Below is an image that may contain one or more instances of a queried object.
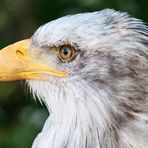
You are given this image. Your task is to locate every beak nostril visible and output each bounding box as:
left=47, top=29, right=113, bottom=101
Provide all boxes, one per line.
left=16, top=49, right=27, bottom=60
left=16, top=50, right=24, bottom=56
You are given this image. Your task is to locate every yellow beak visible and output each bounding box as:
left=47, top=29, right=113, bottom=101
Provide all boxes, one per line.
left=0, top=39, right=68, bottom=81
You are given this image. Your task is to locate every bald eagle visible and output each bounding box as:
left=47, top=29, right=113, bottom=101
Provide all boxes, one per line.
left=0, top=9, right=148, bottom=148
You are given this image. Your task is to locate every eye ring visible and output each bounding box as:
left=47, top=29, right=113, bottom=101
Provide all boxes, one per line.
left=58, top=45, right=77, bottom=62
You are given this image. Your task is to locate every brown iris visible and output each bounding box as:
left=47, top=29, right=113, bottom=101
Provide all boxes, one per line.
left=58, top=45, right=77, bottom=62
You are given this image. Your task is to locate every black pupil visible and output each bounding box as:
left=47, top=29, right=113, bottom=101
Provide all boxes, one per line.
left=63, top=48, right=69, bottom=56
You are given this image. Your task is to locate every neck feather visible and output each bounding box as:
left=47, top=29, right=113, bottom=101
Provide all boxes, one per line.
left=28, top=80, right=119, bottom=148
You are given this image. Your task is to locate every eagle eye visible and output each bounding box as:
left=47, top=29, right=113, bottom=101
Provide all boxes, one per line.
left=58, top=45, right=77, bottom=62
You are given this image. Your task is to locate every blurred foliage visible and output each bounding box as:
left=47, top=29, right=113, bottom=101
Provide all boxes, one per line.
left=0, top=0, right=148, bottom=147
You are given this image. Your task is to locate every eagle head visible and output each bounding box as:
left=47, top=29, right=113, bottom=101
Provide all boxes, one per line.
left=0, top=9, right=148, bottom=148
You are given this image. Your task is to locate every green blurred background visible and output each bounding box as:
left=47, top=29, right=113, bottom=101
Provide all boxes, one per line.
left=0, top=0, right=147, bottom=147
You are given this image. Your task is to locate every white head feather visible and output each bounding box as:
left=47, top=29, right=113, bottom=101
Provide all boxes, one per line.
left=27, top=9, right=148, bottom=148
